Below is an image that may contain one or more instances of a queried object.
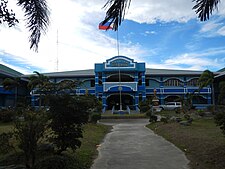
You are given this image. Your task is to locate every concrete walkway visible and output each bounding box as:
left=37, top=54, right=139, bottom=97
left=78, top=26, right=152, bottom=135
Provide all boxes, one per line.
left=91, top=119, right=189, bottom=169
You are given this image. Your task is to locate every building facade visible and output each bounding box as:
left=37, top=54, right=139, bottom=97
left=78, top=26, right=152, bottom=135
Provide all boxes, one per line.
left=29, top=56, right=215, bottom=112
left=2, top=56, right=223, bottom=112
left=0, top=64, right=28, bottom=107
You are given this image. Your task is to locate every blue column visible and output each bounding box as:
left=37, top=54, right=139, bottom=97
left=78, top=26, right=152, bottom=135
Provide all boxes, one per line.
left=135, top=92, right=139, bottom=110
left=208, top=94, right=212, bottom=104
left=102, top=72, right=106, bottom=83
left=31, top=95, right=35, bottom=107
left=95, top=72, right=99, bottom=97
left=134, top=72, right=138, bottom=83
left=102, top=93, right=107, bottom=110
left=141, top=72, right=146, bottom=101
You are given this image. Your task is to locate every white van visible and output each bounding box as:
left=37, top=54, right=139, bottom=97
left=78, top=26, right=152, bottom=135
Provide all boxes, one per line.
left=160, top=102, right=181, bottom=110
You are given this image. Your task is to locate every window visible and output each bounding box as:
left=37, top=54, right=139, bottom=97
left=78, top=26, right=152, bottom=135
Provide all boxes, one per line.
left=91, top=80, right=95, bottom=87
left=164, top=79, right=183, bottom=87
left=145, top=79, right=149, bottom=86
left=187, top=78, right=198, bottom=86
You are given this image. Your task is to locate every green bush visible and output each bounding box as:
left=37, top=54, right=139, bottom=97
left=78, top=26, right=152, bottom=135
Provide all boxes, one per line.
left=139, top=100, right=151, bottom=113
left=145, top=109, right=152, bottom=117
left=161, top=117, right=168, bottom=123
left=214, top=107, right=225, bottom=135
left=90, top=113, right=101, bottom=123
left=197, top=109, right=204, bottom=116
left=149, top=115, right=157, bottom=123
left=33, top=155, right=84, bottom=169
left=0, top=108, right=15, bottom=122
left=0, top=132, right=14, bottom=154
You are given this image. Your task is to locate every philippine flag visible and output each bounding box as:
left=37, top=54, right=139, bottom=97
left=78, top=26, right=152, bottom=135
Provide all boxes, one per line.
left=99, top=21, right=114, bottom=30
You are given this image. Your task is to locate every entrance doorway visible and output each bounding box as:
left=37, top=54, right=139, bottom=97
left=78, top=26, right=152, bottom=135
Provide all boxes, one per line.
left=107, top=94, right=133, bottom=110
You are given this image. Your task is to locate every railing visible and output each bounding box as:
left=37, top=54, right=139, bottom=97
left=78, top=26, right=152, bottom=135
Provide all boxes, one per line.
left=126, top=105, right=130, bottom=114
left=103, top=82, right=137, bottom=92
left=102, top=107, right=106, bottom=113
left=112, top=106, right=115, bottom=114
left=136, top=106, right=140, bottom=112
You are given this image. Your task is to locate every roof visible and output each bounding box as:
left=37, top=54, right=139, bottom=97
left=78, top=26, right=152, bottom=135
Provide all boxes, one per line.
left=23, top=68, right=220, bottom=78
left=23, top=69, right=95, bottom=78
left=215, top=71, right=225, bottom=79
left=0, top=64, right=23, bottom=77
left=146, top=68, right=206, bottom=76
left=217, top=67, right=225, bottom=72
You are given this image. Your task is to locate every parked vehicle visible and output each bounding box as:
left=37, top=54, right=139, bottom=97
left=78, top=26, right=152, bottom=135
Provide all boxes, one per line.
left=160, top=102, right=181, bottom=110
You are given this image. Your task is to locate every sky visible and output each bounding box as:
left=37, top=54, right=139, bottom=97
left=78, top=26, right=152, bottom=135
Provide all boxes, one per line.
left=1, top=0, right=225, bottom=74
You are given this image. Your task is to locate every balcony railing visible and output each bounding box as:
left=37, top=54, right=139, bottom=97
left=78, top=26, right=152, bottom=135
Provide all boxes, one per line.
left=103, top=82, right=138, bottom=92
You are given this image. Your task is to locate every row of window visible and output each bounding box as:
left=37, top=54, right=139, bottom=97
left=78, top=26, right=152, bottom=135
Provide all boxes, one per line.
left=58, top=78, right=199, bottom=88
left=145, top=79, right=199, bottom=87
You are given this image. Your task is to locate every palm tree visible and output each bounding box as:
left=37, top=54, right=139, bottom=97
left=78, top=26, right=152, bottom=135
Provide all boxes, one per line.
left=103, top=0, right=221, bottom=30
left=28, top=71, right=50, bottom=108
left=2, top=77, right=21, bottom=107
left=198, top=69, right=215, bottom=105
left=55, top=79, right=82, bottom=94
left=1, top=0, right=50, bottom=51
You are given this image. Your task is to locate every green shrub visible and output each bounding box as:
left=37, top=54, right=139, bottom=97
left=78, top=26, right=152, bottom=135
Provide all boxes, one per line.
left=145, top=109, right=152, bottom=117
left=149, top=115, right=157, bottom=123
left=90, top=113, right=101, bottom=123
left=197, top=109, right=204, bottom=116
left=0, top=132, right=14, bottom=154
left=0, top=108, right=15, bottom=122
left=184, top=114, right=190, bottom=120
left=33, top=155, right=84, bottom=169
left=161, top=117, right=168, bottom=123
left=214, top=108, right=225, bottom=135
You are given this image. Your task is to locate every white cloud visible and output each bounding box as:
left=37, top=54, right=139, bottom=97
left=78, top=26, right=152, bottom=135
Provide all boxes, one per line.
left=149, top=48, right=225, bottom=71
left=127, top=0, right=196, bottom=23
left=200, top=21, right=222, bottom=33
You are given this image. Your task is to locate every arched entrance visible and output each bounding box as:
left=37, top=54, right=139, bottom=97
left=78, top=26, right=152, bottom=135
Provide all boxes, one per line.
left=107, top=94, right=133, bottom=110
left=164, top=95, right=180, bottom=103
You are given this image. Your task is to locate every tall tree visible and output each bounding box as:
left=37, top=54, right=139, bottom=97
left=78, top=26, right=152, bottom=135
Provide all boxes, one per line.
left=198, top=69, right=215, bottom=104
left=28, top=71, right=50, bottom=108
left=218, top=81, right=225, bottom=105
left=103, top=0, right=221, bottom=30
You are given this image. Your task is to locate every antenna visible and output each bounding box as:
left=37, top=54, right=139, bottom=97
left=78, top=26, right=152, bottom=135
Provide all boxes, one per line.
left=56, top=29, right=59, bottom=71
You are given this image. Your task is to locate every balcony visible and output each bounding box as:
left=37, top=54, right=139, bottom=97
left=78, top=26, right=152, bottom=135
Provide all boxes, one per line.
left=103, top=82, right=138, bottom=92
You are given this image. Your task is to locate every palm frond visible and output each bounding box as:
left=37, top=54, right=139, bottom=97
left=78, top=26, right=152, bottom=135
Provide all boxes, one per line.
left=192, top=0, right=220, bottom=21
left=17, top=0, right=50, bottom=51
left=102, top=0, right=131, bottom=31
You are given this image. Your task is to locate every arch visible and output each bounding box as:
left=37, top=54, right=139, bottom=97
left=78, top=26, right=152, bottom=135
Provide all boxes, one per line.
left=164, top=78, right=184, bottom=87
left=106, top=93, right=134, bottom=110
left=186, top=78, right=199, bottom=86
left=163, top=77, right=185, bottom=82
left=106, top=73, right=134, bottom=82
left=164, top=95, right=180, bottom=102
left=192, top=95, right=208, bottom=104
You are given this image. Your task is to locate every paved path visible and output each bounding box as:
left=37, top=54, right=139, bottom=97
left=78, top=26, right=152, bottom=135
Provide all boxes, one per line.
left=91, top=119, right=189, bottom=169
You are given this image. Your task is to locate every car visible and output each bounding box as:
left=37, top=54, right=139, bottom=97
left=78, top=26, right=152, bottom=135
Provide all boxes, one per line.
left=160, top=102, right=181, bottom=110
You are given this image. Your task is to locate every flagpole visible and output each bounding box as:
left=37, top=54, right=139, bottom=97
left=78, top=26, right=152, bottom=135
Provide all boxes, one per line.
left=116, top=27, right=122, bottom=111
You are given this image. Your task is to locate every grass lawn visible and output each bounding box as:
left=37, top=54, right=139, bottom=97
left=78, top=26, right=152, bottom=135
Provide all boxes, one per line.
left=101, top=113, right=147, bottom=119
left=74, top=123, right=111, bottom=168
left=147, top=118, right=225, bottom=169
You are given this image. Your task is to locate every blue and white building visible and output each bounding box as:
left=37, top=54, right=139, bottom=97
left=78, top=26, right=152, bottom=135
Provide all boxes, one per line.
left=30, top=56, right=217, bottom=112
left=1, top=56, right=224, bottom=112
